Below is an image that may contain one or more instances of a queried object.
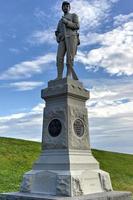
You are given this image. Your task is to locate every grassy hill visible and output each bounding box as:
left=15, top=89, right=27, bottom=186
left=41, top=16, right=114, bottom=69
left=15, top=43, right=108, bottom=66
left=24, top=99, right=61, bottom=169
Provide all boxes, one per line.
left=0, top=137, right=133, bottom=194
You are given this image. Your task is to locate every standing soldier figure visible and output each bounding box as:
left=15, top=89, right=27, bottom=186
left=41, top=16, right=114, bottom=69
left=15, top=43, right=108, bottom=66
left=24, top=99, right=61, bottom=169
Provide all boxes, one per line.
left=55, top=1, right=80, bottom=80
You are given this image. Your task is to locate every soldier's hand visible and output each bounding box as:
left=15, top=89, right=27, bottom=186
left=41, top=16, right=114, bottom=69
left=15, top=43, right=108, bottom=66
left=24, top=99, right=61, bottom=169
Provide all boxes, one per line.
left=62, top=17, right=68, bottom=25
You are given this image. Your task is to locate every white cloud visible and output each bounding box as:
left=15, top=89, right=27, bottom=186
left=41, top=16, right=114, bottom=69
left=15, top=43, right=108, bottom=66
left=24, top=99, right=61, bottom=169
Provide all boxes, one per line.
left=33, top=7, right=56, bottom=28
left=34, top=8, right=48, bottom=26
left=79, top=32, right=102, bottom=46
left=83, top=77, right=133, bottom=103
left=0, top=125, right=8, bottom=131
left=0, top=53, right=56, bottom=80
left=0, top=103, right=44, bottom=141
left=8, top=81, right=44, bottom=91
left=85, top=80, right=133, bottom=154
left=76, top=20, right=133, bottom=76
left=32, top=103, right=45, bottom=113
left=71, top=0, right=111, bottom=31
left=88, top=99, right=133, bottom=118
left=29, top=30, right=56, bottom=45
left=0, top=113, right=27, bottom=123
left=86, top=79, right=133, bottom=117
left=114, top=12, right=133, bottom=26
left=90, top=116, right=133, bottom=154
left=29, top=6, right=57, bottom=46
left=90, top=88, right=117, bottom=99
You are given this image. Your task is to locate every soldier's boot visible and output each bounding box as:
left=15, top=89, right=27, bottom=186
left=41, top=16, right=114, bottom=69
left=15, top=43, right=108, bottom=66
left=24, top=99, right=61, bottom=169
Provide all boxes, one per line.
left=56, top=61, right=64, bottom=80
left=56, top=56, right=64, bottom=79
left=67, top=64, right=78, bottom=80
left=72, top=69, right=78, bottom=80
left=66, top=65, right=72, bottom=78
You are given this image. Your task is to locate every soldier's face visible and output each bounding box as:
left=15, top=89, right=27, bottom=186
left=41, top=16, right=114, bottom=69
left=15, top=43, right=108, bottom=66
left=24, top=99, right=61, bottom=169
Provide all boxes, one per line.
left=62, top=4, right=70, bottom=14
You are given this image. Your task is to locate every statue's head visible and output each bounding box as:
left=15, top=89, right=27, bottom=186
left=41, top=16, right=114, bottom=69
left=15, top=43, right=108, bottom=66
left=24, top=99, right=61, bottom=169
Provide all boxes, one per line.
left=62, top=1, right=70, bottom=14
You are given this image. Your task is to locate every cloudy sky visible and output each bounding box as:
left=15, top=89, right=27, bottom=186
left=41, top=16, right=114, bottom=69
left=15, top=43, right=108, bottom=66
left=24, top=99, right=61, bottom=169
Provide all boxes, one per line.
left=0, top=0, right=133, bottom=154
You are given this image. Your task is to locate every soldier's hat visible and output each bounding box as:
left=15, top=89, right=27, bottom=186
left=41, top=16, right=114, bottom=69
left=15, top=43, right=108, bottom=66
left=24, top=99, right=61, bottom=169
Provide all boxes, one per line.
left=62, top=1, right=70, bottom=8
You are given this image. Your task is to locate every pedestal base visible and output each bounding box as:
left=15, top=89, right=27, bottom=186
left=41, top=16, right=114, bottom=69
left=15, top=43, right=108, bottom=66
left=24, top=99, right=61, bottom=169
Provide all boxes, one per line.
left=20, top=150, right=112, bottom=196
left=20, top=169, right=112, bottom=196
left=0, top=191, right=132, bottom=200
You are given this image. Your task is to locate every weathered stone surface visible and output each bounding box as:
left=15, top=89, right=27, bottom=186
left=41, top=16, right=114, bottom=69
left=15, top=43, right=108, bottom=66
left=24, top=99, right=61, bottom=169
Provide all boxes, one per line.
left=72, top=177, right=83, bottom=196
left=80, top=170, right=103, bottom=194
left=20, top=170, right=57, bottom=195
left=20, top=173, right=33, bottom=193
left=56, top=175, right=71, bottom=196
left=20, top=169, right=113, bottom=196
left=41, top=78, right=90, bottom=151
left=67, top=106, right=90, bottom=150
left=41, top=78, right=89, bottom=100
left=0, top=191, right=132, bottom=200
left=98, top=170, right=113, bottom=192
left=42, top=107, right=68, bottom=150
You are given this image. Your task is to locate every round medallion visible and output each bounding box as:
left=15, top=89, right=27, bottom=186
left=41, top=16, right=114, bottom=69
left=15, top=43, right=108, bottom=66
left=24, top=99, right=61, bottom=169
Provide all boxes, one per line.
left=48, top=119, right=62, bottom=137
left=73, top=119, right=84, bottom=137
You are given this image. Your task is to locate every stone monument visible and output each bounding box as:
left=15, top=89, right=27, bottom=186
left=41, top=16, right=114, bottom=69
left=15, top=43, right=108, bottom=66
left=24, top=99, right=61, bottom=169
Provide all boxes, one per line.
left=20, top=78, right=113, bottom=196
left=0, top=1, right=132, bottom=200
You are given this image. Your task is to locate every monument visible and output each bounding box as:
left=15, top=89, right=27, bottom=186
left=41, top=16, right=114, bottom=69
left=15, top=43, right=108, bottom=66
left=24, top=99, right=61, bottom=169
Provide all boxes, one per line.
left=0, top=1, right=132, bottom=200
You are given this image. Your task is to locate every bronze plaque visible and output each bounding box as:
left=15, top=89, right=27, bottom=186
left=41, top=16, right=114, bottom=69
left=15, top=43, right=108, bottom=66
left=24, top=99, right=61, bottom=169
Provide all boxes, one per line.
left=73, top=119, right=84, bottom=137
left=48, top=119, right=62, bottom=137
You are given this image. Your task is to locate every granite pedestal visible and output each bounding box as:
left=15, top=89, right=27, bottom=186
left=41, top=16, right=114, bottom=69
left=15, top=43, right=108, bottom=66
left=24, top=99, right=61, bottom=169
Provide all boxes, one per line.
left=19, top=78, right=113, bottom=196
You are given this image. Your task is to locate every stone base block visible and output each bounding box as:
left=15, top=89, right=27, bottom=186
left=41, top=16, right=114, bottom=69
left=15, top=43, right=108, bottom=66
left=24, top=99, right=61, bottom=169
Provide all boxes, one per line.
left=0, top=191, right=132, bottom=200
left=19, top=169, right=112, bottom=196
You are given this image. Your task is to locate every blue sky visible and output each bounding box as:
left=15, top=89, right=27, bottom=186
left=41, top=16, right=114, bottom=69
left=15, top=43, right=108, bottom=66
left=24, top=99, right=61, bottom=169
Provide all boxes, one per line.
left=0, top=0, right=133, bottom=154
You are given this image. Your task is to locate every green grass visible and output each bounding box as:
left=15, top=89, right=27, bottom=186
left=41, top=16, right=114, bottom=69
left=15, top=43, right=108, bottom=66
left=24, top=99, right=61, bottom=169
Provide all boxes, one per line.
left=92, top=149, right=133, bottom=193
left=0, top=137, right=133, bottom=194
left=0, top=137, right=40, bottom=192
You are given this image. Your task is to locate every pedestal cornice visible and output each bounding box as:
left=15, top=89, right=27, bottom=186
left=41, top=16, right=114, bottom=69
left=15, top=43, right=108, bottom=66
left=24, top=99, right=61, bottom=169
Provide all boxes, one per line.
left=41, top=78, right=90, bottom=101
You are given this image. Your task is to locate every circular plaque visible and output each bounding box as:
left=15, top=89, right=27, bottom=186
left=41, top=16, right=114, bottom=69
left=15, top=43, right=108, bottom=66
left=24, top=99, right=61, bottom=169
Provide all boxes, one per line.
left=48, top=119, right=62, bottom=137
left=73, top=119, right=84, bottom=137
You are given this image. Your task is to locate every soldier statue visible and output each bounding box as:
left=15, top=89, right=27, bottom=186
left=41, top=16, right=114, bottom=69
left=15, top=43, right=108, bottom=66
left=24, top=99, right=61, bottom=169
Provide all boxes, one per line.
left=55, top=1, right=80, bottom=80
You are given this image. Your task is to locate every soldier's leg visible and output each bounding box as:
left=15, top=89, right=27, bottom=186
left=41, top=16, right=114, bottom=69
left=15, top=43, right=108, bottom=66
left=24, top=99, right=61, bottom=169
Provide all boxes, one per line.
left=56, top=41, right=66, bottom=79
left=66, top=37, right=72, bottom=78
left=66, top=36, right=78, bottom=80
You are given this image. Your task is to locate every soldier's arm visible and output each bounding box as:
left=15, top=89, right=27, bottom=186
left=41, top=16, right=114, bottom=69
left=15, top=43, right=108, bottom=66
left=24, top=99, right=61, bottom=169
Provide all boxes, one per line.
left=55, top=21, right=60, bottom=43
left=65, top=14, right=79, bottom=30
left=55, top=21, right=60, bottom=36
